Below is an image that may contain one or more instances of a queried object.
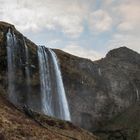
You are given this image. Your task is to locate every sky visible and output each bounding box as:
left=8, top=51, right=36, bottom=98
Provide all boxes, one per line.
left=0, top=0, right=140, bottom=60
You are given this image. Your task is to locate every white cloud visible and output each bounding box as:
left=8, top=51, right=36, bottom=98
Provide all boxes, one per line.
left=88, top=10, right=113, bottom=33
left=117, top=0, right=140, bottom=32
left=0, top=0, right=114, bottom=37
left=105, top=0, right=140, bottom=54
left=53, top=15, right=84, bottom=38
left=62, top=44, right=103, bottom=60
left=107, top=34, right=140, bottom=53
left=47, top=39, right=62, bottom=48
left=0, top=0, right=88, bottom=37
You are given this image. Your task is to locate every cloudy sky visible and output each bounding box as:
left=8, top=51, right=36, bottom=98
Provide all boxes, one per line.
left=0, top=0, right=140, bottom=60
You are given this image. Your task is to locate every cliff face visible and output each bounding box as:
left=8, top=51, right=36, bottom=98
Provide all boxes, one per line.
left=0, top=21, right=41, bottom=111
left=0, top=22, right=98, bottom=140
left=95, top=102, right=140, bottom=140
left=0, top=21, right=140, bottom=139
left=55, top=47, right=140, bottom=133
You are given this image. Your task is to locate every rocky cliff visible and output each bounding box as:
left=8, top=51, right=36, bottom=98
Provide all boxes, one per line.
left=55, top=47, right=140, bottom=139
left=55, top=47, right=140, bottom=130
left=0, top=21, right=140, bottom=140
left=94, top=102, right=140, bottom=140
left=0, top=21, right=98, bottom=140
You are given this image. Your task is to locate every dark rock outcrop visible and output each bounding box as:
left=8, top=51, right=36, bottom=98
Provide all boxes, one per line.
left=0, top=21, right=41, bottom=111
left=94, top=102, right=140, bottom=140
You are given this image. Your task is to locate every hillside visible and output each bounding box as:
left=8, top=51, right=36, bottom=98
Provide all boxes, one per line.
left=0, top=93, right=98, bottom=140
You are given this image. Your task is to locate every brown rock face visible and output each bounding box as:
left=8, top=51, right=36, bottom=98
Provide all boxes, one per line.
left=94, top=102, right=140, bottom=140
left=55, top=48, right=140, bottom=131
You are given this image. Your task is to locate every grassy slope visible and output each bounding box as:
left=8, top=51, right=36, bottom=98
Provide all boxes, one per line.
left=0, top=93, right=98, bottom=140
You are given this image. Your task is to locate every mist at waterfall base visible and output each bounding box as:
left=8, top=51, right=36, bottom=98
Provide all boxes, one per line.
left=6, top=29, right=71, bottom=121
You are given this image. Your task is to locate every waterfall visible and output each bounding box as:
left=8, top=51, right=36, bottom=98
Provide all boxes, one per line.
left=98, top=68, right=102, bottom=76
left=49, top=48, right=71, bottom=121
left=37, top=46, right=71, bottom=121
left=6, top=28, right=71, bottom=121
left=6, top=29, right=31, bottom=106
left=23, top=37, right=31, bottom=106
left=136, top=88, right=139, bottom=101
left=6, top=28, right=17, bottom=103
left=23, top=38, right=31, bottom=91
left=37, top=46, right=53, bottom=116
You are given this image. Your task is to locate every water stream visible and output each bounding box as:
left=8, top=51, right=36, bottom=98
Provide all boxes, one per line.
left=37, top=46, right=71, bottom=121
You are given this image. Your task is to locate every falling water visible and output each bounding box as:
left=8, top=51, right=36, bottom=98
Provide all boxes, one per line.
left=6, top=28, right=17, bottom=103
left=37, top=46, right=71, bottom=121
left=98, top=68, right=102, bottom=76
left=6, top=29, right=71, bottom=121
left=23, top=38, right=31, bottom=89
left=6, top=29, right=31, bottom=106
left=23, top=37, right=32, bottom=106
left=49, top=48, right=71, bottom=121
left=136, top=88, right=139, bottom=101
left=37, top=46, right=53, bottom=116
